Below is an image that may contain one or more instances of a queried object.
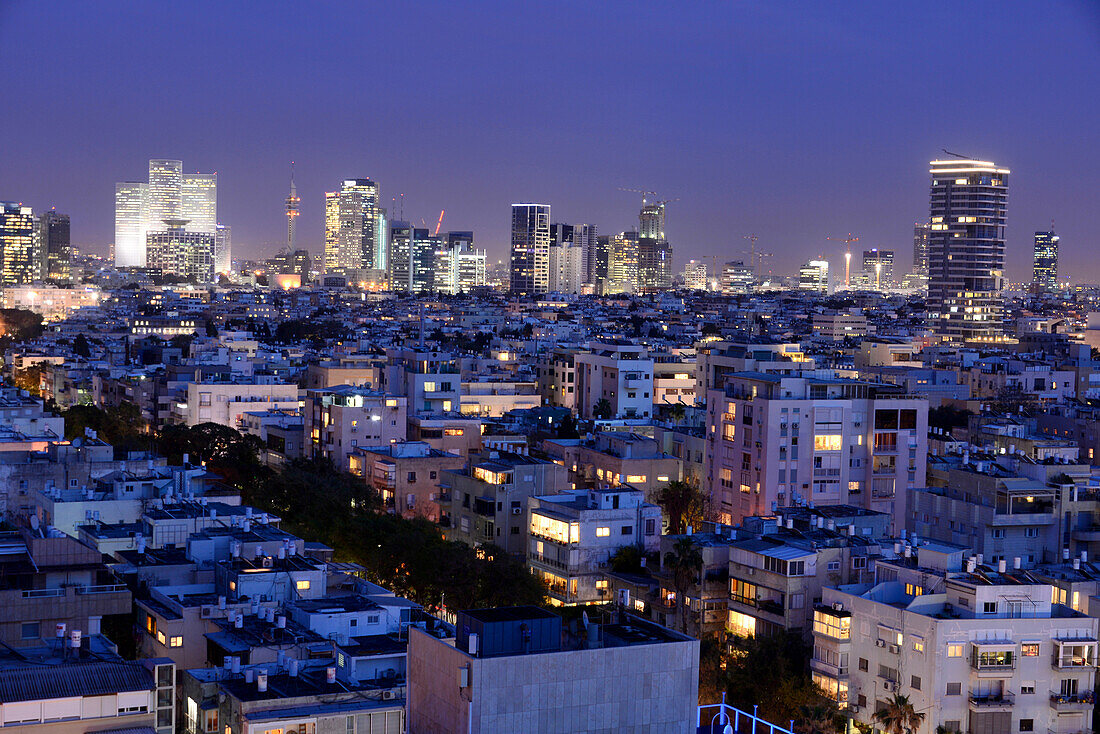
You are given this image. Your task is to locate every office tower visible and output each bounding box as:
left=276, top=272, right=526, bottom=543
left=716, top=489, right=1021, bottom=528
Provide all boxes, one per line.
left=145, top=220, right=215, bottom=282
left=719, top=261, right=753, bottom=295
left=928, top=157, right=1010, bottom=342
left=410, top=228, right=438, bottom=292
left=270, top=248, right=311, bottom=288
left=569, top=223, right=597, bottom=285
left=861, top=248, right=894, bottom=289
left=549, top=222, right=574, bottom=248
left=606, top=231, right=639, bottom=294
left=181, top=173, right=217, bottom=234
left=324, top=179, right=379, bottom=273
left=1033, top=229, right=1059, bottom=292
left=636, top=201, right=672, bottom=292
left=115, top=158, right=218, bottom=268
left=639, top=201, right=666, bottom=240
left=590, top=233, right=611, bottom=293
left=682, top=260, right=708, bottom=290
left=435, top=231, right=486, bottom=294
left=509, top=203, right=550, bottom=294
left=798, top=259, right=830, bottom=293
left=214, top=224, right=232, bottom=275
left=388, top=220, right=412, bottom=291
left=285, top=169, right=300, bottom=251
left=38, top=210, right=71, bottom=282
left=114, top=182, right=149, bottom=266
left=548, top=242, right=585, bottom=293
left=375, top=208, right=388, bottom=272
left=0, top=202, right=40, bottom=285
left=912, top=222, right=930, bottom=275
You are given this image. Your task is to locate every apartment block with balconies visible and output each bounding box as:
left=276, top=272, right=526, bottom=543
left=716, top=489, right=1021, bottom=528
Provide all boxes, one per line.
left=304, top=386, right=407, bottom=468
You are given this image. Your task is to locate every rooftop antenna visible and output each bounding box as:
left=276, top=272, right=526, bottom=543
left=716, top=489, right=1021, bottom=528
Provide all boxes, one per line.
left=941, top=148, right=973, bottom=160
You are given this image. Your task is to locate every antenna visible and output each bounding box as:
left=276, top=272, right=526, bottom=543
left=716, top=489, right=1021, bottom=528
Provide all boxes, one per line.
left=941, top=148, right=973, bottom=160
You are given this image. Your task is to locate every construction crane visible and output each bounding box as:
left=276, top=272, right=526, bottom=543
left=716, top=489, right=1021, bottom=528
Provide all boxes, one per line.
left=827, top=233, right=860, bottom=288
left=433, top=210, right=445, bottom=236
left=619, top=187, right=658, bottom=205
left=739, top=233, right=772, bottom=283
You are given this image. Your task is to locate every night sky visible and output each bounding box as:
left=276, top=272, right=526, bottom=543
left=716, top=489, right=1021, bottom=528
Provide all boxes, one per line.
left=2, top=1, right=1098, bottom=281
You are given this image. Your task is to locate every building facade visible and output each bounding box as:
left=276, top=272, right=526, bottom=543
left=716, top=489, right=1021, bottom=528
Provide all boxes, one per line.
left=510, top=203, right=550, bottom=294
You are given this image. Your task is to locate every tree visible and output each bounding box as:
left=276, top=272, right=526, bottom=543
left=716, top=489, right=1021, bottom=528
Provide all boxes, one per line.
left=664, top=537, right=703, bottom=633
left=205, top=320, right=219, bottom=337
left=656, top=480, right=708, bottom=535
left=873, top=694, right=925, bottom=734
left=667, top=402, right=687, bottom=425
left=592, top=398, right=613, bottom=420
left=554, top=412, right=580, bottom=439
left=609, top=544, right=645, bottom=574
left=157, top=422, right=268, bottom=491
left=73, top=333, right=91, bottom=359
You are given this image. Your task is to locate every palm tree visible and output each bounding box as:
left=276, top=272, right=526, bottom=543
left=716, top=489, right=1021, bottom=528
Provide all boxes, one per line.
left=668, top=402, right=686, bottom=425
left=592, top=398, right=613, bottom=420
left=664, top=537, right=703, bottom=634
left=656, top=479, right=706, bottom=535
left=873, top=694, right=924, bottom=734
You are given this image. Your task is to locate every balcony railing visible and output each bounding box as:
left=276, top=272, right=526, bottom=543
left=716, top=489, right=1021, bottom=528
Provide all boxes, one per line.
left=1050, top=691, right=1094, bottom=710
left=969, top=692, right=1015, bottom=708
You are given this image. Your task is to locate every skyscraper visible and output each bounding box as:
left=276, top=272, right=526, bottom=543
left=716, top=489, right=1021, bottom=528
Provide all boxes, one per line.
left=639, top=201, right=665, bottom=240
left=509, top=204, right=550, bottom=294
left=720, top=261, right=753, bottom=295
left=285, top=167, right=300, bottom=252
left=410, top=228, right=438, bottom=292
left=38, top=209, right=71, bottom=282
left=324, top=179, right=379, bottom=273
left=145, top=219, right=215, bottom=282
left=637, top=201, right=672, bottom=292
left=435, top=232, right=486, bottom=294
left=682, top=260, right=708, bottom=291
left=606, top=231, right=639, bottom=294
left=114, top=159, right=218, bottom=267
left=1033, top=229, right=1059, bottom=292
left=861, top=248, right=894, bottom=289
left=114, top=182, right=148, bottom=267
left=927, top=158, right=1010, bottom=342
left=912, top=222, right=930, bottom=275
left=181, top=173, right=217, bottom=234
left=214, top=224, right=232, bottom=275
left=0, top=202, right=40, bottom=285
left=798, top=259, right=829, bottom=293
left=548, top=242, right=585, bottom=294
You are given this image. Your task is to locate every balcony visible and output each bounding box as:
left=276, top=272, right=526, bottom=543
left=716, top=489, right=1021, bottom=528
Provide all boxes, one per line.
left=968, top=692, right=1014, bottom=711
left=1072, top=525, right=1100, bottom=542
left=810, top=658, right=848, bottom=678
left=1050, top=691, right=1094, bottom=711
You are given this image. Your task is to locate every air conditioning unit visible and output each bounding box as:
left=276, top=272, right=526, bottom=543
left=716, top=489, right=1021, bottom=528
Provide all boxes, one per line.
left=747, top=568, right=755, bottom=576
left=512, top=507, right=522, bottom=515
left=849, top=705, right=861, bottom=714
left=884, top=682, right=898, bottom=692
left=889, top=644, right=900, bottom=654
left=875, top=639, right=886, bottom=648
left=382, top=690, right=396, bottom=700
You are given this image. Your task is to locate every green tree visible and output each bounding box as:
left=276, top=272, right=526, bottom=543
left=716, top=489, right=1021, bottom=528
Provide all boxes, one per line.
left=664, top=537, right=703, bottom=633
left=157, top=422, right=268, bottom=491
left=592, top=398, right=613, bottom=420
left=667, top=402, right=687, bottom=425
left=873, top=694, right=925, bottom=734
left=656, top=479, right=708, bottom=535
left=554, top=412, right=580, bottom=439
left=609, top=544, right=645, bottom=574
left=73, top=333, right=92, bottom=359
left=205, top=320, right=219, bottom=337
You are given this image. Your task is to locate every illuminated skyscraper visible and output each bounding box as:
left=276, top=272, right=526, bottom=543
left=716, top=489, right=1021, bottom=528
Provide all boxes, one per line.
left=114, top=182, right=148, bottom=266
left=114, top=159, right=218, bottom=267
left=639, top=202, right=666, bottom=240
left=861, top=248, right=894, bottom=289
left=720, top=261, right=753, bottom=295
left=510, top=203, right=550, bottom=294
left=636, top=201, right=672, bottom=292
left=682, top=260, right=708, bottom=291
left=435, top=231, right=486, bottom=294
left=912, top=222, right=930, bottom=275
left=324, top=179, right=379, bottom=273
left=285, top=166, right=300, bottom=252
left=606, top=231, right=639, bottom=294
left=927, top=158, right=1010, bottom=342
left=1032, top=229, right=1059, bottom=292
left=798, top=259, right=830, bottom=293
left=145, top=219, right=215, bottom=282
left=0, top=202, right=40, bottom=285
left=181, top=173, right=217, bottom=234
left=387, top=220, right=412, bottom=291
left=409, top=228, right=438, bottom=293
left=549, top=242, right=585, bottom=294
left=214, top=224, right=232, bottom=275
left=38, top=209, right=71, bottom=282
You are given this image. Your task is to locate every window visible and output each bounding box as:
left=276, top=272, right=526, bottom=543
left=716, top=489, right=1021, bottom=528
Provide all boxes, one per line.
left=991, top=528, right=1005, bottom=539
left=789, top=593, right=804, bottom=609
left=620, top=525, right=633, bottom=535
left=204, top=709, right=218, bottom=733
left=296, top=580, right=311, bottom=591
left=1022, top=643, right=1039, bottom=657
left=346, top=716, right=355, bottom=734
left=827, top=561, right=840, bottom=572
left=645, top=518, right=656, bottom=536
left=157, top=630, right=166, bottom=645
left=813, top=435, right=842, bottom=451
left=596, top=527, right=610, bottom=537
left=625, top=474, right=646, bottom=484
left=407, top=472, right=417, bottom=482
left=947, top=644, right=963, bottom=658
left=1024, top=527, right=1038, bottom=538
left=595, top=579, right=609, bottom=589
left=982, top=601, right=997, bottom=614
left=910, top=675, right=921, bottom=691
left=945, top=682, right=961, bottom=696
left=170, top=636, right=183, bottom=647
left=20, top=622, right=39, bottom=640
left=913, top=639, right=924, bottom=653
left=1020, top=682, right=1035, bottom=694
left=1019, top=720, right=1034, bottom=732
left=858, top=657, right=868, bottom=671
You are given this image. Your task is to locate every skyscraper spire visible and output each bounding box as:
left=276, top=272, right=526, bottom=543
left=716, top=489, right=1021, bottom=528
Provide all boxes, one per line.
left=285, top=161, right=300, bottom=252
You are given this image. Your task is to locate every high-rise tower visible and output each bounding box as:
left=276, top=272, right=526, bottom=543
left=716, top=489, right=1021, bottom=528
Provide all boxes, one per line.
left=1033, top=228, right=1059, bottom=292
left=286, top=164, right=300, bottom=252
left=510, top=203, right=550, bottom=294
left=912, top=222, right=930, bottom=276
left=927, top=157, right=1009, bottom=342
left=324, top=179, right=379, bottom=274
left=0, top=202, right=40, bottom=285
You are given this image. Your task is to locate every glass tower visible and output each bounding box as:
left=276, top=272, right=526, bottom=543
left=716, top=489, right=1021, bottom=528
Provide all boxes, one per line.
left=1032, top=230, right=1059, bottom=292
left=927, top=158, right=1009, bottom=342
left=114, top=182, right=149, bottom=267
left=38, top=210, right=71, bottom=282
left=181, top=173, right=217, bottom=234
left=510, top=203, right=550, bottom=294
left=324, top=179, right=379, bottom=273
left=0, top=202, right=39, bottom=285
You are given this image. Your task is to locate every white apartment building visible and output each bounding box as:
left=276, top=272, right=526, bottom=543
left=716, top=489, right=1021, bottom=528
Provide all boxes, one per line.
left=303, top=386, right=407, bottom=467
left=814, top=547, right=1098, bottom=734
left=527, top=487, right=661, bottom=605
left=183, top=381, right=300, bottom=427
left=812, top=310, right=870, bottom=342
left=574, top=341, right=654, bottom=420
left=704, top=371, right=928, bottom=526
left=549, top=242, right=585, bottom=294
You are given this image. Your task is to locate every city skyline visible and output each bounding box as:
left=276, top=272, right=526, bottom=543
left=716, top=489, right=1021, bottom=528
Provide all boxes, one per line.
left=2, top=1, right=1098, bottom=279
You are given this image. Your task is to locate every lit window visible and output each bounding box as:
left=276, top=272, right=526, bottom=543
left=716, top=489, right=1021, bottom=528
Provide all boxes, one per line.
left=947, top=644, right=962, bottom=658
left=814, top=435, right=842, bottom=451
left=296, top=580, right=311, bottom=591
left=1022, top=643, right=1040, bottom=657
left=157, top=631, right=166, bottom=645
left=170, top=636, right=183, bottom=647
left=596, top=527, right=611, bottom=537
left=625, top=474, right=646, bottom=484
left=595, top=579, right=608, bottom=589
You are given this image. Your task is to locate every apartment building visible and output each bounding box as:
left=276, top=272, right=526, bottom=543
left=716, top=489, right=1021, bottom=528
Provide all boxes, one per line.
left=527, top=486, right=661, bottom=605
left=814, top=550, right=1098, bottom=734
left=574, top=340, right=654, bottom=420
left=694, top=339, right=813, bottom=398
left=303, top=386, right=406, bottom=467
left=543, top=431, right=682, bottom=500
left=379, top=347, right=461, bottom=414
left=183, top=380, right=300, bottom=428
left=536, top=347, right=578, bottom=410
left=704, top=370, right=928, bottom=526
left=349, top=441, right=465, bottom=521
left=812, top=311, right=870, bottom=342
